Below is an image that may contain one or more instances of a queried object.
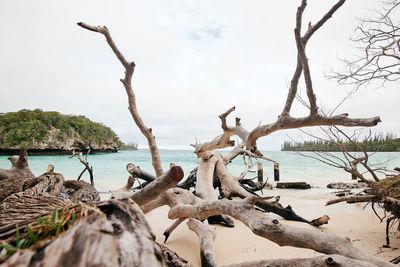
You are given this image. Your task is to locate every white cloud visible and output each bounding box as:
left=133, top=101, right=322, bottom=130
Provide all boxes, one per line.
left=0, top=0, right=394, bottom=151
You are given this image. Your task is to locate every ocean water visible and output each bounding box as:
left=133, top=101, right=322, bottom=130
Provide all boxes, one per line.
left=1, top=150, right=400, bottom=193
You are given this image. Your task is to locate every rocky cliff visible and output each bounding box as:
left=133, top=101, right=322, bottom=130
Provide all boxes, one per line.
left=0, top=109, right=122, bottom=155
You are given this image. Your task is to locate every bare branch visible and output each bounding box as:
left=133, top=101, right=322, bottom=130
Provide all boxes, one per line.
left=78, top=22, right=163, bottom=176
left=247, top=114, right=380, bottom=154
left=328, top=0, right=400, bottom=89
left=169, top=197, right=392, bottom=266
left=194, top=107, right=249, bottom=159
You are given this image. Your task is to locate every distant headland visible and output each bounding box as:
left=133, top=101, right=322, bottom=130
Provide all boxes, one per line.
left=281, top=133, right=400, bottom=152
left=0, top=109, right=135, bottom=155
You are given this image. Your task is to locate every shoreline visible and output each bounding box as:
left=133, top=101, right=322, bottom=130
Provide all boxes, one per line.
left=145, top=190, right=399, bottom=266
left=0, top=148, right=119, bottom=156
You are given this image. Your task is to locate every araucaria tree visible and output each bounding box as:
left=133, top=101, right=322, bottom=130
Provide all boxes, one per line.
left=1, top=1, right=395, bottom=267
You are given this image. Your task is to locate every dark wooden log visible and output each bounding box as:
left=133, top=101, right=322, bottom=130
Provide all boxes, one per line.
left=127, top=163, right=156, bottom=183
left=257, top=162, right=263, bottom=184
left=274, top=162, right=280, bottom=181
left=255, top=201, right=310, bottom=224
left=310, top=215, right=330, bottom=227
left=276, top=182, right=311, bottom=189
left=176, top=167, right=197, bottom=190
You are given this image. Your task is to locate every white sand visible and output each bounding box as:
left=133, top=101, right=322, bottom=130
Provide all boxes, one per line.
left=145, top=189, right=400, bottom=266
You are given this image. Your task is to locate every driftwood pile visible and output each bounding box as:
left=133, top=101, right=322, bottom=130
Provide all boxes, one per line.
left=0, top=149, right=190, bottom=266
left=0, top=0, right=396, bottom=265
left=327, top=176, right=400, bottom=254
left=0, top=149, right=395, bottom=267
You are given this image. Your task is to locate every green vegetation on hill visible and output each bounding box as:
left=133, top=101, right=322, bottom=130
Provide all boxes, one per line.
left=282, top=133, right=400, bottom=152
left=0, top=109, right=123, bottom=149
left=120, top=143, right=138, bottom=150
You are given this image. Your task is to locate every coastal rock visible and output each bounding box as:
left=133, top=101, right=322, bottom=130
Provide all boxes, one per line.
left=327, top=182, right=368, bottom=189
left=276, top=182, right=311, bottom=189
left=0, top=110, right=122, bottom=155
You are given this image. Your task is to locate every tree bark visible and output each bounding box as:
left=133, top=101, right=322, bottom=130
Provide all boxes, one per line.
left=2, top=200, right=178, bottom=267
left=77, top=22, right=163, bottom=177
left=187, top=219, right=217, bottom=267
left=222, top=254, right=377, bottom=267
left=0, top=149, right=36, bottom=202
left=168, top=196, right=393, bottom=267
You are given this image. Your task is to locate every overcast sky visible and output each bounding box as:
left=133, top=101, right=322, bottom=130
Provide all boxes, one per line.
left=0, top=0, right=398, bottom=150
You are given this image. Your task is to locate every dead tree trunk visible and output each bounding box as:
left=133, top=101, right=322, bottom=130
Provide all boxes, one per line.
left=76, top=0, right=389, bottom=265
left=169, top=196, right=393, bottom=266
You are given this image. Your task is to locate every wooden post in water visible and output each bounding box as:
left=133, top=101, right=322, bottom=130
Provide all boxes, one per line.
left=257, top=162, right=263, bottom=184
left=351, top=161, right=357, bottom=180
left=274, top=163, right=280, bottom=181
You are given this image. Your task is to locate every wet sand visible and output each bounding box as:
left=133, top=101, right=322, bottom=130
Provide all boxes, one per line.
left=145, top=189, right=400, bottom=266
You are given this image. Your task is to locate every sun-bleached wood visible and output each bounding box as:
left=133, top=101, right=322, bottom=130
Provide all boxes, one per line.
left=169, top=196, right=394, bottom=267
left=187, top=219, right=217, bottom=267
left=77, top=22, right=163, bottom=177
left=222, top=254, right=377, bottom=267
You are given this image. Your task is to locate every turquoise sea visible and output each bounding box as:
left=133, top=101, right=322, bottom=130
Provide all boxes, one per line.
left=1, top=150, right=400, bottom=193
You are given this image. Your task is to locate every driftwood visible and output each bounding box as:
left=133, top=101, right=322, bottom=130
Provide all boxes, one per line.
left=129, top=166, right=184, bottom=206
left=2, top=199, right=189, bottom=267
left=0, top=149, right=34, bottom=181
left=169, top=196, right=393, bottom=266
left=69, top=150, right=94, bottom=186
left=276, top=182, right=311, bottom=189
left=0, top=149, right=35, bottom=202
left=187, top=219, right=217, bottom=267
left=222, top=255, right=377, bottom=267
left=70, top=0, right=393, bottom=265
left=0, top=172, right=68, bottom=242
left=63, top=180, right=100, bottom=203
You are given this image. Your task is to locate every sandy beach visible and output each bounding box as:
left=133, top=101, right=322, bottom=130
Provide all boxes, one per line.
left=146, top=189, right=400, bottom=266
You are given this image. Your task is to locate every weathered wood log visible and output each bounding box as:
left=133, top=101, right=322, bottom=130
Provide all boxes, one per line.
left=0, top=149, right=34, bottom=181
left=140, top=188, right=203, bottom=214
left=276, top=182, right=311, bottom=189
left=127, top=162, right=156, bottom=183
left=326, top=195, right=377, bottom=206
left=187, top=219, right=217, bottom=267
left=112, top=176, right=135, bottom=198
left=63, top=180, right=100, bottom=203
left=163, top=218, right=186, bottom=243
left=222, top=254, right=377, bottom=267
left=310, top=215, right=330, bottom=227
left=156, top=243, right=192, bottom=267
left=0, top=149, right=36, bottom=202
left=213, top=152, right=315, bottom=224
left=168, top=196, right=393, bottom=266
left=0, top=172, right=68, bottom=242
left=196, top=153, right=219, bottom=201
left=2, top=199, right=181, bottom=267
left=119, top=166, right=184, bottom=207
